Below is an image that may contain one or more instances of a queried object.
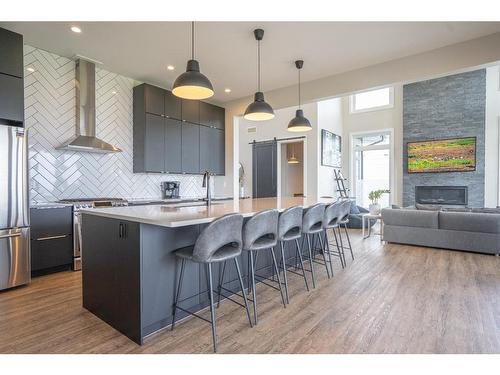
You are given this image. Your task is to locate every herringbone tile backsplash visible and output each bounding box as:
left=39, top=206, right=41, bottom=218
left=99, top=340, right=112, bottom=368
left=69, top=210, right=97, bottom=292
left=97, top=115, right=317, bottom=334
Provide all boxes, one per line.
left=24, top=45, right=205, bottom=203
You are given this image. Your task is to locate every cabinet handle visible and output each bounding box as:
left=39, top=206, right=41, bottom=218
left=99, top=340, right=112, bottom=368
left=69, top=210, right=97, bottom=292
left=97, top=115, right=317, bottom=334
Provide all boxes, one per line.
left=36, top=234, right=68, bottom=241
left=119, top=223, right=126, bottom=239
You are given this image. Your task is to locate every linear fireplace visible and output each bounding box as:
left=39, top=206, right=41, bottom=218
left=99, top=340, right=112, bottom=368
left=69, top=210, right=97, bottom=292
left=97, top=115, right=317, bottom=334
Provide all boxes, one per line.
left=415, top=186, right=468, bottom=206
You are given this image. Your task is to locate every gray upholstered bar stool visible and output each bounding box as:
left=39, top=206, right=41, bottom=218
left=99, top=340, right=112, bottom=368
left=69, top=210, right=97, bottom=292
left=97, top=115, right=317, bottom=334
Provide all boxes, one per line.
left=338, top=199, right=354, bottom=261
left=301, top=203, right=330, bottom=289
left=277, top=206, right=309, bottom=304
left=170, top=213, right=252, bottom=353
left=243, top=209, right=286, bottom=325
left=322, top=201, right=346, bottom=272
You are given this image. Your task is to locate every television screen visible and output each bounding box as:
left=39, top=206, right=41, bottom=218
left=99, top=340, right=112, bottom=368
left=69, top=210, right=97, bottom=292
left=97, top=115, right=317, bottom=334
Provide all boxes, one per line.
left=407, top=137, right=476, bottom=173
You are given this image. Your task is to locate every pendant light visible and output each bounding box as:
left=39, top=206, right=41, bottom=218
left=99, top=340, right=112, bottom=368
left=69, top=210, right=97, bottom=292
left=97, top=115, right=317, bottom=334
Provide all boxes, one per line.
left=288, top=60, right=312, bottom=132
left=287, top=143, right=300, bottom=164
left=244, top=29, right=275, bottom=121
left=172, top=22, right=214, bottom=100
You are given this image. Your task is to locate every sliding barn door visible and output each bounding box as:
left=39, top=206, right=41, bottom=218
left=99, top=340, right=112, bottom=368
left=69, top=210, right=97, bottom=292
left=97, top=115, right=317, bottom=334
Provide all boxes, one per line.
left=252, top=141, right=277, bottom=198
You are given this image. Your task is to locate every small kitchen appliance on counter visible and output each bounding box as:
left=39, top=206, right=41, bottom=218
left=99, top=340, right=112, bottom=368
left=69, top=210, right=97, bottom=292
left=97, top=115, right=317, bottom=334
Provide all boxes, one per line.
left=161, top=181, right=180, bottom=199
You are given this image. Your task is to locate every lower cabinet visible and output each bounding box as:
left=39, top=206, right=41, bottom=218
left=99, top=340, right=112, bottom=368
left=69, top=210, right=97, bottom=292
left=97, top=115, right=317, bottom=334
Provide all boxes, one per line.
left=31, top=235, right=73, bottom=272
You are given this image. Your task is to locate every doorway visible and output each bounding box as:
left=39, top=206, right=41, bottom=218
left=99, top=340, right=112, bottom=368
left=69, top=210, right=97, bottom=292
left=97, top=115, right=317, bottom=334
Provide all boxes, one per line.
left=278, top=140, right=306, bottom=198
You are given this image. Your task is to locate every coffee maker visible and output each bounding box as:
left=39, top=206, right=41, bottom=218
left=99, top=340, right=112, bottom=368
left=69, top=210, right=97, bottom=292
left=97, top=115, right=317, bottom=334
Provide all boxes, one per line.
left=161, top=181, right=180, bottom=199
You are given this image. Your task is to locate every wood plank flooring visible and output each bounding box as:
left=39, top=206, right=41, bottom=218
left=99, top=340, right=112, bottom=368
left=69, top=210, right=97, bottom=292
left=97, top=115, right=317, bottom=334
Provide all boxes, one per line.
left=1, top=228, right=500, bottom=354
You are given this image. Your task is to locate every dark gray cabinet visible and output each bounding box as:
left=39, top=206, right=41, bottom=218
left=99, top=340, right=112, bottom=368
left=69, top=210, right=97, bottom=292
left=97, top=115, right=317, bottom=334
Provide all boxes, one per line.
left=200, top=126, right=225, bottom=175
left=30, top=206, right=73, bottom=274
left=164, top=118, right=182, bottom=173
left=164, top=90, right=182, bottom=119
left=0, top=27, right=23, bottom=78
left=0, top=27, right=24, bottom=127
left=144, top=113, right=166, bottom=173
left=181, top=122, right=200, bottom=174
left=144, top=84, right=165, bottom=116
left=133, top=83, right=225, bottom=175
left=200, top=102, right=225, bottom=130
left=181, top=99, right=199, bottom=124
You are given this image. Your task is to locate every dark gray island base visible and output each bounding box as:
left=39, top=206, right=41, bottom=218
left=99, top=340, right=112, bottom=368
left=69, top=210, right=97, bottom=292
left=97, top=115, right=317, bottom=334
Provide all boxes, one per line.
left=81, top=213, right=304, bottom=345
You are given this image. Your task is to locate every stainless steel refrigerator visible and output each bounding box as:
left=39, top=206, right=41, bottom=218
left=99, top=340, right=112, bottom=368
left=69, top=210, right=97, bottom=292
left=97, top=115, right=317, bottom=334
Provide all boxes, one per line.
left=0, top=125, right=30, bottom=290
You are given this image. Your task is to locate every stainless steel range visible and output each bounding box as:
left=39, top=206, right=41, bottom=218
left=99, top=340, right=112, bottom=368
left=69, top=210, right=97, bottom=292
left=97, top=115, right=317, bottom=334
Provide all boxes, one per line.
left=57, top=198, right=128, bottom=270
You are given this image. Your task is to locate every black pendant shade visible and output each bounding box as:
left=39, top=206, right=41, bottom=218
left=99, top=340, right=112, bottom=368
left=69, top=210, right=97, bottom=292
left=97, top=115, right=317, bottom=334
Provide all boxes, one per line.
left=172, top=22, right=214, bottom=100
left=288, top=60, right=312, bottom=132
left=244, top=29, right=275, bottom=121
left=244, top=91, right=274, bottom=121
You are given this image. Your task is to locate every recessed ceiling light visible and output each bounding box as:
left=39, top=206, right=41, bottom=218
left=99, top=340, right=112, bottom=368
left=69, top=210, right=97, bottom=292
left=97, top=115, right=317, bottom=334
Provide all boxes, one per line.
left=111, top=91, right=117, bottom=95
left=71, top=26, right=82, bottom=33
left=167, top=65, right=175, bottom=71
left=26, top=67, right=35, bottom=73
left=224, top=88, right=231, bottom=93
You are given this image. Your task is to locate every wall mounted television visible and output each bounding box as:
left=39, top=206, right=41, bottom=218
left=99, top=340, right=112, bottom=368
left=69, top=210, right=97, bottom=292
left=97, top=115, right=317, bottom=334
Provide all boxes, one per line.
left=407, top=137, right=476, bottom=173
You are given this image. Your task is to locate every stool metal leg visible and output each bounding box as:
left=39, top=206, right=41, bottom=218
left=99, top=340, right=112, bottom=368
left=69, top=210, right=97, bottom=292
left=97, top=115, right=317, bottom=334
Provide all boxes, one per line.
left=279, top=242, right=290, bottom=304
left=270, top=247, right=287, bottom=308
left=343, top=224, right=354, bottom=260
left=306, top=234, right=317, bottom=289
left=234, top=258, right=253, bottom=327
left=323, top=230, right=334, bottom=276
left=337, top=226, right=347, bottom=266
left=217, top=260, right=227, bottom=308
left=171, top=258, right=186, bottom=331
left=318, top=232, right=331, bottom=278
left=295, top=239, right=309, bottom=291
left=206, top=263, right=217, bottom=353
left=249, top=250, right=258, bottom=325
left=331, top=227, right=345, bottom=268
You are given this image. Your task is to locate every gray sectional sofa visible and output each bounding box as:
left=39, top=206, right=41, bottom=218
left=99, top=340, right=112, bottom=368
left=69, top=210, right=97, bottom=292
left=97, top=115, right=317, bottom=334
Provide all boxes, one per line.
left=381, top=208, right=500, bottom=255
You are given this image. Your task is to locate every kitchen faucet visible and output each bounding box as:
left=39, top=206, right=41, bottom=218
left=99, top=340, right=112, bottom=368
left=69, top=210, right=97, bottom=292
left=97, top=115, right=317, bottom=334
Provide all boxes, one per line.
left=202, top=171, right=212, bottom=206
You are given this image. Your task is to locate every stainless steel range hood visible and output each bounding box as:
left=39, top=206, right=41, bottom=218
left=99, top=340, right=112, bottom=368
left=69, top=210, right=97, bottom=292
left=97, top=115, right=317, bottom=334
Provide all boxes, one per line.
left=56, top=59, right=121, bottom=153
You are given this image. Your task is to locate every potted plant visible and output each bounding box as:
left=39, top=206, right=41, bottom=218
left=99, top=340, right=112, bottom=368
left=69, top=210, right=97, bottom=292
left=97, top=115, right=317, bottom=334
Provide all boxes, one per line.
left=368, top=189, right=390, bottom=215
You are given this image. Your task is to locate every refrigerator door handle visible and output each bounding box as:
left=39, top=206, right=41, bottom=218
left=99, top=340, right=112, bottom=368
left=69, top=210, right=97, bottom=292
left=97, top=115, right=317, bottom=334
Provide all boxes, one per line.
left=0, top=232, right=21, bottom=239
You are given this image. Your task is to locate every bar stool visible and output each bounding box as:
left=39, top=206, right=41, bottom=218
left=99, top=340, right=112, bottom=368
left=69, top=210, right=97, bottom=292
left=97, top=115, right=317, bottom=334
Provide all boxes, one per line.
left=277, top=206, right=309, bottom=304
left=243, top=209, right=286, bottom=325
left=322, top=201, right=345, bottom=272
left=338, top=199, right=354, bottom=261
left=170, top=213, right=252, bottom=353
left=301, top=203, right=330, bottom=289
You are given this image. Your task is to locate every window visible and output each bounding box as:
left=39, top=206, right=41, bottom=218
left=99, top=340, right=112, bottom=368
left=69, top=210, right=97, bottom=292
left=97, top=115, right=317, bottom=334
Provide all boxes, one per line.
left=351, top=131, right=393, bottom=209
left=349, top=87, right=394, bottom=113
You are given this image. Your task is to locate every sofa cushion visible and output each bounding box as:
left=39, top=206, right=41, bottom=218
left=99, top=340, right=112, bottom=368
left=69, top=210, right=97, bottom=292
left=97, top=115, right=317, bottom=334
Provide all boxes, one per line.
left=471, top=207, right=500, bottom=214
left=439, top=211, right=500, bottom=234
left=416, top=203, right=442, bottom=211
left=382, top=208, right=439, bottom=229
left=350, top=204, right=360, bottom=215
left=442, top=207, right=471, bottom=213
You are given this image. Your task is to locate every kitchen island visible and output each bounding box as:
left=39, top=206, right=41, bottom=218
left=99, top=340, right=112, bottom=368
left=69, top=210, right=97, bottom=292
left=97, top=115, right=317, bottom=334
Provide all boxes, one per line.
left=80, top=197, right=334, bottom=345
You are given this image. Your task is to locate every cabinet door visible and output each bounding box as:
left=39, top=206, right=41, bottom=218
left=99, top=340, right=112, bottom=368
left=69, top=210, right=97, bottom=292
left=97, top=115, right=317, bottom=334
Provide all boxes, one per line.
left=181, top=122, right=200, bottom=174
left=164, top=118, right=182, bottom=173
left=0, top=28, right=23, bottom=78
left=0, top=74, right=24, bottom=125
left=213, top=128, right=225, bottom=175
left=199, top=125, right=211, bottom=173
left=181, top=99, right=200, bottom=124
left=213, top=105, right=225, bottom=130
left=30, top=207, right=73, bottom=240
left=144, top=113, right=165, bottom=173
left=144, top=84, right=165, bottom=116
left=164, top=90, right=182, bottom=120
left=31, top=235, right=73, bottom=271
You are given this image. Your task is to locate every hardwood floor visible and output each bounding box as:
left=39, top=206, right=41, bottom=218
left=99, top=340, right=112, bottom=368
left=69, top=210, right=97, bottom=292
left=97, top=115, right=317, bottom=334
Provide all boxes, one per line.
left=1, top=228, right=500, bottom=354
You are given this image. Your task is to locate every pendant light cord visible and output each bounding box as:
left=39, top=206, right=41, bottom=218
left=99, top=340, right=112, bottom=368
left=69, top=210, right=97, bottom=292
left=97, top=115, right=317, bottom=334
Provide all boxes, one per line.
left=298, top=68, right=301, bottom=109
left=257, top=39, right=261, bottom=92
left=191, top=21, right=195, bottom=60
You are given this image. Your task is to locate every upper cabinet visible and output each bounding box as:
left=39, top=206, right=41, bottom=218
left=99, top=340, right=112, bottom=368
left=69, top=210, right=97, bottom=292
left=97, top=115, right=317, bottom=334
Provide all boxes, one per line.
left=200, top=102, right=225, bottom=130
left=181, top=99, right=200, bottom=124
left=0, top=27, right=24, bottom=127
left=133, top=83, right=225, bottom=175
left=0, top=28, right=23, bottom=78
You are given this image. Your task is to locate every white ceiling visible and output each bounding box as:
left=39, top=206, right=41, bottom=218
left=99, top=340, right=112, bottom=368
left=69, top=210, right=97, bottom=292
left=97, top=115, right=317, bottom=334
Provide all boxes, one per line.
left=2, top=22, right=500, bottom=104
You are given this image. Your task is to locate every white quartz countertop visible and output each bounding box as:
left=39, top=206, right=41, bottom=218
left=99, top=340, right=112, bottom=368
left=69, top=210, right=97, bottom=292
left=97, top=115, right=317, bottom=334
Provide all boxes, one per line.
left=79, top=197, right=336, bottom=228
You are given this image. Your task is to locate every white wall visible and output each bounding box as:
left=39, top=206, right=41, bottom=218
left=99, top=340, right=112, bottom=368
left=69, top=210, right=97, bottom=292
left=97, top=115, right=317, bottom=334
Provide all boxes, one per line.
left=317, top=97, right=343, bottom=198
left=340, top=85, right=403, bottom=206
left=485, top=65, right=500, bottom=207
left=238, top=102, right=317, bottom=199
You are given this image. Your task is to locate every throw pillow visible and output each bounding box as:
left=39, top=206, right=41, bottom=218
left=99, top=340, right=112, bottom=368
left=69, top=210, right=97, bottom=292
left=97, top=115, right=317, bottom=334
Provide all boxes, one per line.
left=391, top=204, right=401, bottom=209
left=415, top=203, right=442, bottom=211
left=350, top=204, right=360, bottom=215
